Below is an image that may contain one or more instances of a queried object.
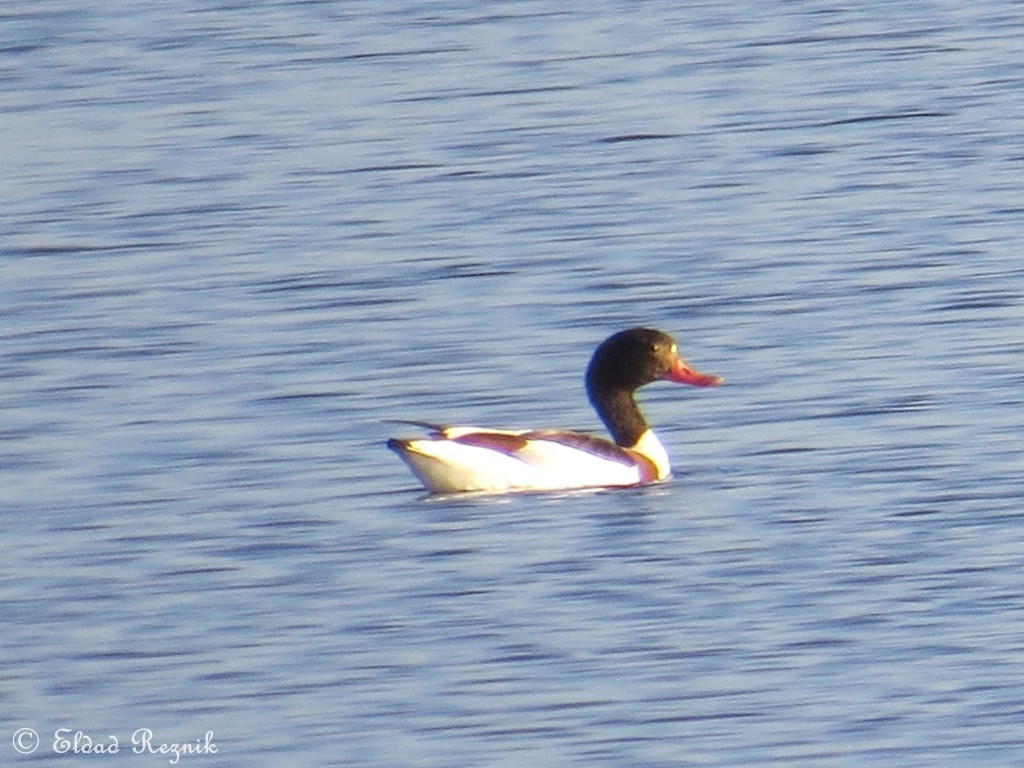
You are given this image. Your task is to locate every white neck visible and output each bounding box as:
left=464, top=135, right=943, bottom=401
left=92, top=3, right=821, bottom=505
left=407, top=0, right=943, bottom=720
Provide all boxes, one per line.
left=633, top=429, right=671, bottom=480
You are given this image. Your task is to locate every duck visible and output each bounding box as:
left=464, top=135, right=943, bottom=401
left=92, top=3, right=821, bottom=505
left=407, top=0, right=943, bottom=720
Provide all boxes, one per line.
left=388, top=327, right=722, bottom=494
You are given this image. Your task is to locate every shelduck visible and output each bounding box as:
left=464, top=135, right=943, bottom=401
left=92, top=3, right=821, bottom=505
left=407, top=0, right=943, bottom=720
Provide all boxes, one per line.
left=388, top=327, right=721, bottom=494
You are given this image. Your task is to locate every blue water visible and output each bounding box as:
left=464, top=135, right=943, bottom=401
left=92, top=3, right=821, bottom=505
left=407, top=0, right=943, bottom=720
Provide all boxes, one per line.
left=3, top=1, right=1024, bottom=765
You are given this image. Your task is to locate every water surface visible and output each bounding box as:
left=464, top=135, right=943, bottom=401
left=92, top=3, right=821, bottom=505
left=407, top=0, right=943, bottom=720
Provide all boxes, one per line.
left=3, top=1, right=1024, bottom=765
